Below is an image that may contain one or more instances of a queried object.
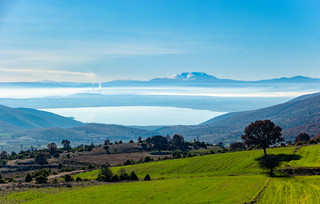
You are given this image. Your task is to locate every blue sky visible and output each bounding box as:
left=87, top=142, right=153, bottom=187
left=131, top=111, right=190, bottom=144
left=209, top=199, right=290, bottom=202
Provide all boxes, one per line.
left=0, top=0, right=319, bottom=82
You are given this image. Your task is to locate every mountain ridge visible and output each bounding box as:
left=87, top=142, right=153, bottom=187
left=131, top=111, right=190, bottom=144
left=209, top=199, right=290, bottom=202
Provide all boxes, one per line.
left=1, top=73, right=320, bottom=87
left=156, top=92, right=320, bottom=143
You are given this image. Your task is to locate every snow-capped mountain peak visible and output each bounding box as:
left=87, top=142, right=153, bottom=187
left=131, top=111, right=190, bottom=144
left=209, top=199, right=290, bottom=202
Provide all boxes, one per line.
left=167, top=72, right=217, bottom=80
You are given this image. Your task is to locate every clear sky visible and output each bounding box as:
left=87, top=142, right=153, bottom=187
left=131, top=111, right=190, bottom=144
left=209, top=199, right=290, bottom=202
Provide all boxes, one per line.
left=0, top=0, right=319, bottom=82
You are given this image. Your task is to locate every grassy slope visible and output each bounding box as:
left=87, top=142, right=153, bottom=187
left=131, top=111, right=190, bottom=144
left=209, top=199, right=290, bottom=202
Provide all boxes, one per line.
left=2, top=145, right=320, bottom=204
left=259, top=176, right=320, bottom=204
left=3, top=176, right=268, bottom=204
left=76, top=147, right=295, bottom=180
left=287, top=145, right=320, bottom=167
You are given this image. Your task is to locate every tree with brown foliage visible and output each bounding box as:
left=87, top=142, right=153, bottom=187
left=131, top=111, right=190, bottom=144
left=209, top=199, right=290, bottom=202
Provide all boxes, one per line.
left=294, top=133, right=310, bottom=144
left=241, top=120, right=283, bottom=155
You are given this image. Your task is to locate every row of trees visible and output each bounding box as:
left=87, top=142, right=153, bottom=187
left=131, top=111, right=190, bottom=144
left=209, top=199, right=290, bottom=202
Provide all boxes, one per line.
left=96, top=165, right=150, bottom=182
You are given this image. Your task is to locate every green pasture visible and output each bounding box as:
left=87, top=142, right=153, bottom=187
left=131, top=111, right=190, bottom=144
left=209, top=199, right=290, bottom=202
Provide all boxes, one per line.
left=2, top=176, right=268, bottom=204
left=258, top=176, right=320, bottom=204
left=287, top=145, right=320, bottom=167
left=76, top=146, right=296, bottom=180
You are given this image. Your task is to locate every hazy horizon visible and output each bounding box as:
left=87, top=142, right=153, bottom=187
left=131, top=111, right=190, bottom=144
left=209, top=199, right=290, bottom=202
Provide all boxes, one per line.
left=1, top=0, right=320, bottom=82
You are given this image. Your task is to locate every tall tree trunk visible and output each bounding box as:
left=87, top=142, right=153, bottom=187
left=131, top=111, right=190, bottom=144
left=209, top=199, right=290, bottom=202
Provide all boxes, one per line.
left=270, top=168, right=273, bottom=176
left=263, top=148, right=267, bottom=155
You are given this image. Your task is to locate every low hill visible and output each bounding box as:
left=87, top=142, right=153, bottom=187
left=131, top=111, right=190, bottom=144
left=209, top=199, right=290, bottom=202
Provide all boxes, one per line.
left=157, top=92, right=320, bottom=143
left=0, top=105, right=82, bottom=129
left=4, top=123, right=158, bottom=151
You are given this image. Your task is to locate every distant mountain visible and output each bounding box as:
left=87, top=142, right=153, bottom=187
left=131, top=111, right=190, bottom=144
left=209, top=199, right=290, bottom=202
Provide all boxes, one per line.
left=1, top=73, right=320, bottom=88
left=153, top=72, right=219, bottom=81
left=156, top=92, right=320, bottom=143
left=0, top=105, right=82, bottom=129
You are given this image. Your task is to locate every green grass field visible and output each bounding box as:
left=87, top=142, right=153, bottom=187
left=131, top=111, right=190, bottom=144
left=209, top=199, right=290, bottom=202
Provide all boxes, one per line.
left=287, top=145, right=320, bottom=167
left=2, top=176, right=268, bottom=204
left=76, top=146, right=295, bottom=180
left=2, top=144, right=320, bottom=203
left=258, top=176, right=320, bottom=204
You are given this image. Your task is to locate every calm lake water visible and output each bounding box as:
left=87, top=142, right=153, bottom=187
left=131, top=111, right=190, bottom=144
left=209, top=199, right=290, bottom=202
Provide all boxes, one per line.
left=42, top=106, right=227, bottom=126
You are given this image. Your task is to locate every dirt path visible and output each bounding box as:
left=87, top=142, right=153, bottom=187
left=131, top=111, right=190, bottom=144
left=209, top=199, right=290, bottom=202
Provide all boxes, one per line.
left=47, top=170, right=85, bottom=179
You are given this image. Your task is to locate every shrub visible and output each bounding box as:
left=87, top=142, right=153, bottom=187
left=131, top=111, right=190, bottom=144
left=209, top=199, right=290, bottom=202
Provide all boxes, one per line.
left=64, top=174, right=74, bottom=182
left=118, top=169, right=130, bottom=181
left=58, top=163, right=64, bottom=169
left=144, top=174, right=151, bottom=181
left=309, top=140, right=317, bottom=144
left=144, top=156, right=153, bottom=163
left=172, top=151, right=181, bottom=159
left=25, top=173, right=33, bottom=182
left=123, top=159, right=135, bottom=166
left=130, top=171, right=139, bottom=181
left=230, top=142, right=246, bottom=150
left=111, top=174, right=120, bottom=182
left=129, top=140, right=134, bottom=143
left=87, top=164, right=96, bottom=169
left=35, top=175, right=48, bottom=184
left=75, top=177, right=83, bottom=182
left=296, top=141, right=304, bottom=146
left=96, top=165, right=113, bottom=182
left=6, top=177, right=16, bottom=182
left=35, top=153, right=48, bottom=165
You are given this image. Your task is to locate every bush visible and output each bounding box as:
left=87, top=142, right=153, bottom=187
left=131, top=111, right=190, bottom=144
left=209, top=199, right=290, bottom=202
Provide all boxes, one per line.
left=144, top=174, right=151, bottom=181
left=296, top=141, right=304, bottom=146
left=25, top=173, right=33, bottom=182
left=75, top=177, right=83, bottom=182
left=144, top=156, right=153, bottom=162
left=64, top=174, right=74, bottom=182
left=35, top=175, right=48, bottom=184
left=6, top=177, right=16, bottom=183
left=123, top=159, right=135, bottom=166
left=172, top=151, right=181, bottom=159
left=111, top=174, right=120, bottom=182
left=130, top=171, right=139, bottom=181
left=118, top=169, right=130, bottom=181
left=87, top=164, right=96, bottom=169
left=0, top=175, right=5, bottom=183
left=96, top=165, right=113, bottom=182
left=230, top=142, right=246, bottom=150
left=35, top=153, right=48, bottom=165
left=309, top=140, right=317, bottom=144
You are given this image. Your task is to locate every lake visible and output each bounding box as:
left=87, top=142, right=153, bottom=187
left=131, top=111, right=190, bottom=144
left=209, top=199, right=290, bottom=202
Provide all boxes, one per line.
left=42, top=106, right=227, bottom=126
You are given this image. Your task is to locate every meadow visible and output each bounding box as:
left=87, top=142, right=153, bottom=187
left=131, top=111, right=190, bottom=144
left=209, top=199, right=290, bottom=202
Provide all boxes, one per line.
left=76, top=146, right=296, bottom=180
left=1, top=144, right=319, bottom=203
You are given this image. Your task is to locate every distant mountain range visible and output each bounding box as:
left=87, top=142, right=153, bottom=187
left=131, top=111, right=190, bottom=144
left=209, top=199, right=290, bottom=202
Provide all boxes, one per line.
left=156, top=91, right=320, bottom=143
left=1, top=72, right=320, bottom=87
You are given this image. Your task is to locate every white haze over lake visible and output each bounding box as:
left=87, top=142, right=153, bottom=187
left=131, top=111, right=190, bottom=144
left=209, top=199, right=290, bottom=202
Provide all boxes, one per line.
left=42, top=106, right=226, bottom=126
left=0, top=86, right=316, bottom=99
